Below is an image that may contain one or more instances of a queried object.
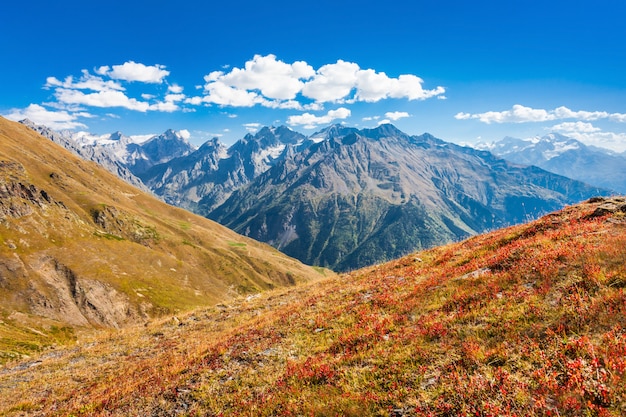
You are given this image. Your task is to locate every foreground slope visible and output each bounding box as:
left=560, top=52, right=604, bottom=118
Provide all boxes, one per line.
left=2, top=197, right=625, bottom=416
left=0, top=117, right=323, bottom=360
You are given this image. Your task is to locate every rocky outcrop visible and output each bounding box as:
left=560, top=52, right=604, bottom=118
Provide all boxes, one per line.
left=0, top=161, right=66, bottom=220
left=27, top=256, right=144, bottom=328
left=90, top=204, right=160, bottom=245
left=585, top=196, right=626, bottom=218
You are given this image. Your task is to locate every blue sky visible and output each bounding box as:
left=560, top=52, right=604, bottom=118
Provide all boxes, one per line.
left=2, top=0, right=626, bottom=151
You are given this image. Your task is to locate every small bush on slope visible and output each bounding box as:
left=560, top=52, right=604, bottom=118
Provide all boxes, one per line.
left=1, top=197, right=626, bottom=416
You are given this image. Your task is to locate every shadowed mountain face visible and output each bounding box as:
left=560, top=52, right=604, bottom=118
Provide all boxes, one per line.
left=209, top=125, right=608, bottom=271
left=0, top=117, right=322, bottom=337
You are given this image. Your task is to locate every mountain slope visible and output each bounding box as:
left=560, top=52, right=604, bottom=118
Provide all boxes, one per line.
left=210, top=124, right=608, bottom=271
left=2, top=197, right=625, bottom=416
left=480, top=133, right=626, bottom=193
left=0, top=116, right=323, bottom=360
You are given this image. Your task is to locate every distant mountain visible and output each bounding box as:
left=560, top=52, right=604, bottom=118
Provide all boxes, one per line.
left=19, top=119, right=148, bottom=190
left=19, top=120, right=197, bottom=189
left=476, top=133, right=626, bottom=193
left=209, top=124, right=607, bottom=271
left=0, top=116, right=322, bottom=354
left=139, top=125, right=309, bottom=213
left=127, top=129, right=197, bottom=175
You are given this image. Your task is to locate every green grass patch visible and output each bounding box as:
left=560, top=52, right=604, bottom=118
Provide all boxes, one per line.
left=227, top=241, right=247, bottom=248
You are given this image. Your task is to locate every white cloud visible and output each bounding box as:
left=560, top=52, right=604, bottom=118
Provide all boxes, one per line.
left=45, top=70, right=124, bottom=92
left=100, top=61, right=170, bottom=83
left=384, top=111, right=410, bottom=121
left=54, top=88, right=151, bottom=112
left=213, top=54, right=314, bottom=100
left=42, top=62, right=183, bottom=117
left=377, top=119, right=391, bottom=125
left=243, top=122, right=261, bottom=133
left=287, top=107, right=351, bottom=129
left=200, top=55, right=444, bottom=109
left=148, top=101, right=179, bottom=112
left=456, top=104, right=626, bottom=124
left=184, top=96, right=204, bottom=106
left=551, top=121, right=602, bottom=133
left=203, top=81, right=266, bottom=107
left=168, top=84, right=184, bottom=94
left=356, top=71, right=445, bottom=102
left=3, top=103, right=88, bottom=130
left=301, top=60, right=360, bottom=102
left=178, top=129, right=191, bottom=140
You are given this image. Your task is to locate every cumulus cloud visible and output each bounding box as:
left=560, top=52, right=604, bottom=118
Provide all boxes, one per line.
left=287, top=107, right=351, bottom=129
left=201, top=54, right=445, bottom=109
left=3, top=103, right=88, bottom=130
left=54, top=88, right=151, bottom=112
left=168, top=84, right=184, bottom=94
left=45, top=70, right=124, bottom=92
left=384, top=111, right=410, bottom=121
left=549, top=121, right=626, bottom=152
left=97, top=61, right=170, bottom=83
left=41, top=61, right=187, bottom=116
left=301, top=60, right=360, bottom=103
left=243, top=122, right=262, bottom=133
left=178, top=129, right=191, bottom=140
left=551, top=121, right=602, bottom=133
left=202, top=81, right=265, bottom=107
left=455, top=104, right=626, bottom=124
left=207, top=54, right=315, bottom=101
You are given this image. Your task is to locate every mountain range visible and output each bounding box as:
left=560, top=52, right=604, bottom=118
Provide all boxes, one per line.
left=22, top=121, right=609, bottom=271
left=475, top=133, right=626, bottom=193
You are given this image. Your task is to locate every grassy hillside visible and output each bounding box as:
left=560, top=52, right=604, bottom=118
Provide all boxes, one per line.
left=1, top=196, right=624, bottom=416
left=0, top=117, right=325, bottom=362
